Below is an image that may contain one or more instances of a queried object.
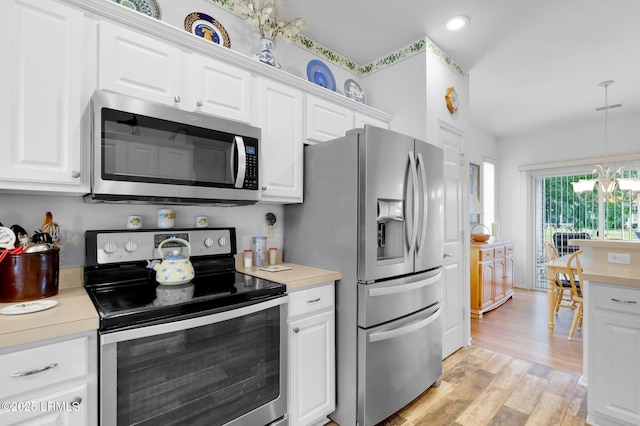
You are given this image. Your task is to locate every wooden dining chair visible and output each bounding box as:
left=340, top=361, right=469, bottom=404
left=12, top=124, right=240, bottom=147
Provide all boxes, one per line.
left=545, top=242, right=576, bottom=314
left=565, top=249, right=584, bottom=340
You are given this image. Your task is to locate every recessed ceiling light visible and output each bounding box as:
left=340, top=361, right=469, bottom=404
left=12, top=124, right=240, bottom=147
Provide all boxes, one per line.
left=446, top=15, right=469, bottom=31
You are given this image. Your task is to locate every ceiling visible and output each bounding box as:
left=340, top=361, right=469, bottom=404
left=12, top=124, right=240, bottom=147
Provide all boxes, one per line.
left=283, top=0, right=640, bottom=139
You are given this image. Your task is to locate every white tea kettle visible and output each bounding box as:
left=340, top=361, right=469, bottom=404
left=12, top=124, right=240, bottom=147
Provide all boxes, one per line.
left=147, top=238, right=195, bottom=285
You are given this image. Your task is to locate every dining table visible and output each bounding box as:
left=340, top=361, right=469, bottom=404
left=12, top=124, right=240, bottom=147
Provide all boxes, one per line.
left=544, top=253, right=579, bottom=332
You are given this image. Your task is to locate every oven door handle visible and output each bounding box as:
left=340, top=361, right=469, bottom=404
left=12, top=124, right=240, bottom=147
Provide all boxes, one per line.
left=101, top=295, right=288, bottom=344
left=233, top=136, right=247, bottom=189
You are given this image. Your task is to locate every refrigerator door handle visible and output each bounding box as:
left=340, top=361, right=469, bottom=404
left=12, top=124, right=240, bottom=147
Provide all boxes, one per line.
left=408, top=151, right=419, bottom=254
left=368, top=271, right=442, bottom=297
left=368, top=306, right=442, bottom=343
left=416, top=152, right=428, bottom=254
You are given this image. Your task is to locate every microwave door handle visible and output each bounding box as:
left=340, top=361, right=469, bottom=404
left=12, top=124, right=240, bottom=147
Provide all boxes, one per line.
left=416, top=152, right=428, bottom=254
left=233, top=136, right=247, bottom=188
left=408, top=151, right=419, bottom=254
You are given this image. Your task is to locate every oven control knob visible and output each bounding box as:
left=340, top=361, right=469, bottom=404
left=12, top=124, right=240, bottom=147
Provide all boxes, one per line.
left=218, top=237, right=227, bottom=247
left=124, top=241, right=138, bottom=252
left=204, top=237, right=214, bottom=248
left=103, top=241, right=118, bottom=254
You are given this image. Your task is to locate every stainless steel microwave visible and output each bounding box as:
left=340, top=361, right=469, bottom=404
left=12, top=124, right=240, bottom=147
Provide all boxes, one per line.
left=85, top=90, right=260, bottom=206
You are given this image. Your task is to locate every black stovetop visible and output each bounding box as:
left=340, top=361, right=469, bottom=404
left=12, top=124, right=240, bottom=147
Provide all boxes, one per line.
left=86, top=269, right=286, bottom=332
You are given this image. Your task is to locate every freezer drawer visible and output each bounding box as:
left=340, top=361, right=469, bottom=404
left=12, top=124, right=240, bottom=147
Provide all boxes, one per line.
left=358, top=269, right=442, bottom=328
left=357, top=303, right=442, bottom=426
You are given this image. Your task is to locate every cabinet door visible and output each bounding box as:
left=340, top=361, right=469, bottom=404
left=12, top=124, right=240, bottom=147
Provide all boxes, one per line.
left=289, top=310, right=335, bottom=426
left=504, top=255, right=514, bottom=295
left=479, top=262, right=494, bottom=310
left=0, top=0, right=88, bottom=190
left=257, top=78, right=303, bottom=203
left=0, top=384, right=88, bottom=426
left=354, top=112, right=390, bottom=130
left=590, top=310, right=640, bottom=425
left=99, top=21, right=191, bottom=108
left=493, top=258, right=506, bottom=302
left=193, top=55, right=252, bottom=123
left=305, top=95, right=354, bottom=144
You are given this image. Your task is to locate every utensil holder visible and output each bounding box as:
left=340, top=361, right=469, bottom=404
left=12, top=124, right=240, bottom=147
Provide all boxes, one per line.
left=0, top=247, right=60, bottom=302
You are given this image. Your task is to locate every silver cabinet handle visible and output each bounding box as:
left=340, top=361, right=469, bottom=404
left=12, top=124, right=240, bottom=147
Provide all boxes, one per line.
left=307, top=298, right=321, bottom=303
left=612, top=298, right=638, bottom=304
left=262, top=186, right=268, bottom=191
left=293, top=327, right=300, bottom=333
left=196, top=100, right=203, bottom=107
left=174, top=95, right=181, bottom=103
left=12, top=363, right=58, bottom=378
left=71, top=170, right=80, bottom=178
left=71, top=397, right=82, bottom=406
left=443, top=253, right=453, bottom=258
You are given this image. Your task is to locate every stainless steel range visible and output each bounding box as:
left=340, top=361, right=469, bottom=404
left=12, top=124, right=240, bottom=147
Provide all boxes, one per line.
left=84, top=228, right=288, bottom=426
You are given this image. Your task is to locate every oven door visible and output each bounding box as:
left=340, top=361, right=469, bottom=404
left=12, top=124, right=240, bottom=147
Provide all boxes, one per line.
left=99, top=296, right=288, bottom=426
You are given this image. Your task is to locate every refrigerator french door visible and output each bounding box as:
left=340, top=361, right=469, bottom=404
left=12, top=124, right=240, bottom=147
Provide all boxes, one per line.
left=358, top=126, right=443, bottom=280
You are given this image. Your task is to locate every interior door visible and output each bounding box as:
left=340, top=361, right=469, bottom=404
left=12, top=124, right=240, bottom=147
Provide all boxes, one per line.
left=358, top=126, right=415, bottom=282
left=439, top=121, right=468, bottom=359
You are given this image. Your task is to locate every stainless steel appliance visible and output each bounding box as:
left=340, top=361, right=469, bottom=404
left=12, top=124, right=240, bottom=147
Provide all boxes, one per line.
left=84, top=228, right=288, bottom=426
left=86, top=90, right=260, bottom=206
left=285, top=125, right=444, bottom=426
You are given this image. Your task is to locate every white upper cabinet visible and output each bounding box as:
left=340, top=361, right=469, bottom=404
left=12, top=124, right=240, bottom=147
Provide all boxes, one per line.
left=99, top=20, right=193, bottom=108
left=305, top=95, right=354, bottom=144
left=257, top=78, right=304, bottom=203
left=193, top=54, right=252, bottom=123
left=0, top=0, right=90, bottom=192
left=354, top=111, right=391, bottom=130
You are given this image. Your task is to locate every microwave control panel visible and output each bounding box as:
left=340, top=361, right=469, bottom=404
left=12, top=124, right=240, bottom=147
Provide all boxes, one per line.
left=244, top=143, right=258, bottom=190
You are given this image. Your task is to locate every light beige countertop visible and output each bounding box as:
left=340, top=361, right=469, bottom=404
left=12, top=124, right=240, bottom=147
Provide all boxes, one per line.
left=0, top=267, right=99, bottom=349
left=236, top=263, right=341, bottom=291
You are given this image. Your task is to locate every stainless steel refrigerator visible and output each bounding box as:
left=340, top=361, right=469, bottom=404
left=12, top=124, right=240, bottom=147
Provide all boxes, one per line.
left=284, top=125, right=444, bottom=426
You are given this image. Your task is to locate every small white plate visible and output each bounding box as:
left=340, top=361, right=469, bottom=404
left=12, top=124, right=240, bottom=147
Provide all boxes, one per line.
left=0, top=300, right=58, bottom=315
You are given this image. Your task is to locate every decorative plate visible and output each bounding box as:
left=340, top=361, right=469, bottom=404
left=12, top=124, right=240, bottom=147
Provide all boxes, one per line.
left=111, top=0, right=161, bottom=20
left=0, top=300, right=58, bottom=315
left=307, top=60, right=336, bottom=91
left=184, top=13, right=231, bottom=48
left=344, top=79, right=366, bottom=104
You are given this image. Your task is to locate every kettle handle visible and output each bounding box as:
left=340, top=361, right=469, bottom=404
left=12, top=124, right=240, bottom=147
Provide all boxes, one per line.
left=157, top=238, right=192, bottom=259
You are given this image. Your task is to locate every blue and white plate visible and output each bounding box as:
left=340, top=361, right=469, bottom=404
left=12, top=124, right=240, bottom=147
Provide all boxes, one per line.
left=344, top=79, right=366, bottom=104
left=307, top=60, right=336, bottom=91
left=112, top=0, right=161, bottom=19
left=184, top=12, right=231, bottom=48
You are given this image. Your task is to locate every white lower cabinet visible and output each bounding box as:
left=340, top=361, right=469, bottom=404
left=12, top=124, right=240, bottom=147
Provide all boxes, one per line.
left=0, top=0, right=90, bottom=193
left=0, top=331, right=97, bottom=426
left=588, top=282, right=640, bottom=426
left=257, top=78, right=304, bottom=203
left=288, top=283, right=336, bottom=426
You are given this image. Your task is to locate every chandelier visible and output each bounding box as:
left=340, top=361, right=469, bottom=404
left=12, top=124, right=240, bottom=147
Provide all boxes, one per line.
left=571, top=81, right=640, bottom=201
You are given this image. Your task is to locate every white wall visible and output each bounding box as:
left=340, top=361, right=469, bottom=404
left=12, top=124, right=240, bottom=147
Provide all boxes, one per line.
left=363, top=53, right=427, bottom=140
left=497, top=111, right=640, bottom=287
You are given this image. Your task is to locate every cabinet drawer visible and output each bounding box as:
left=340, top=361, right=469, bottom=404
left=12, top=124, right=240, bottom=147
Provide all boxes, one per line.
left=494, top=246, right=505, bottom=258
left=289, top=284, right=334, bottom=318
left=478, top=249, right=493, bottom=261
left=0, top=336, right=88, bottom=398
left=505, top=244, right=514, bottom=256
left=593, top=284, right=640, bottom=317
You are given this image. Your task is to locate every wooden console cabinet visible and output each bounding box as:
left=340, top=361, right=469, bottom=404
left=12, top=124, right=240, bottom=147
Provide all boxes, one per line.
left=470, top=240, right=515, bottom=318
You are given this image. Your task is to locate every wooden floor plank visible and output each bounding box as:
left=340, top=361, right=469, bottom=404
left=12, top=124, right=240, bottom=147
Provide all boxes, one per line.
left=504, top=373, right=549, bottom=415
left=525, top=390, right=570, bottom=425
